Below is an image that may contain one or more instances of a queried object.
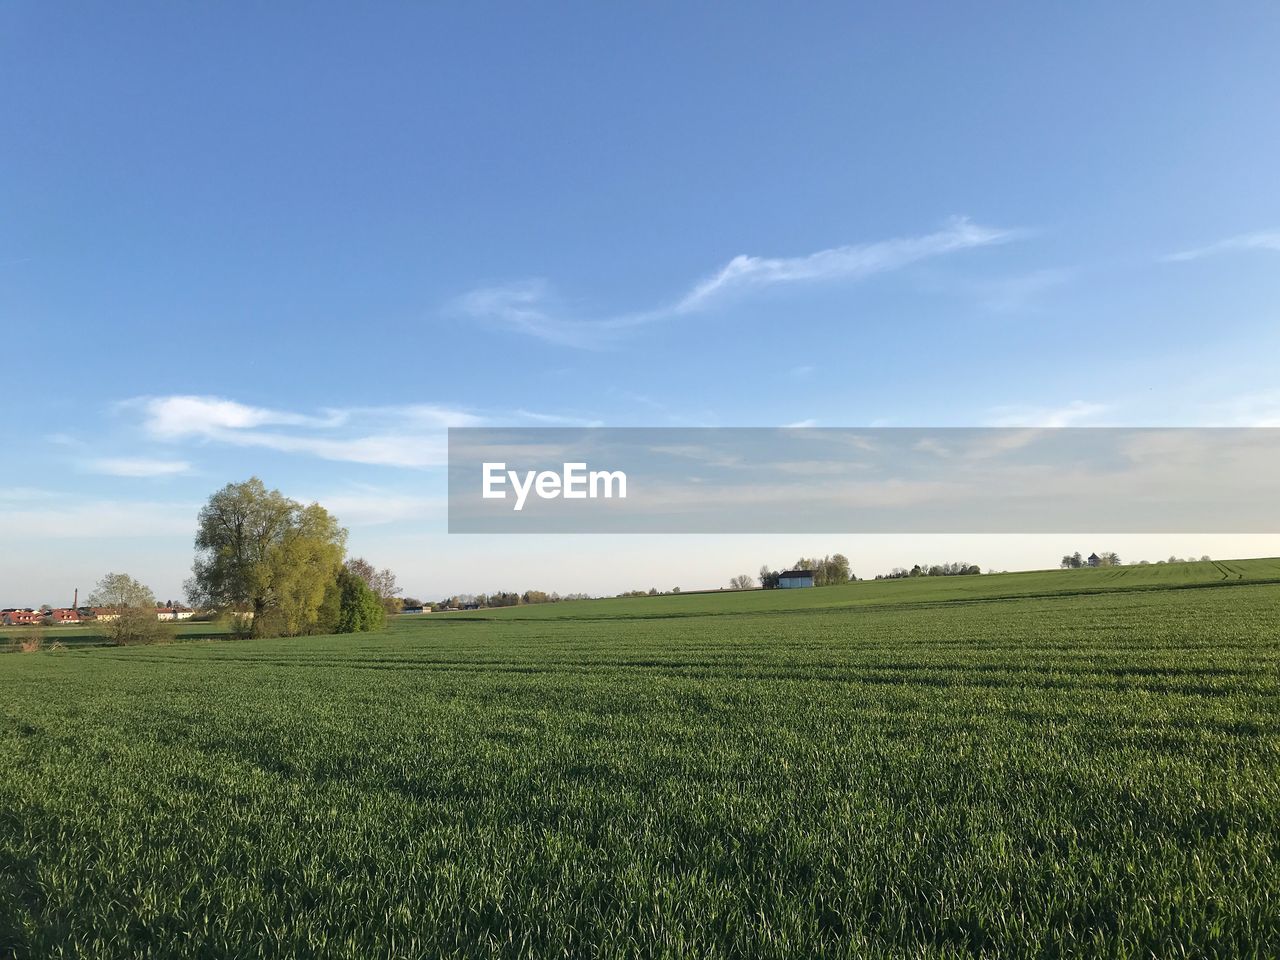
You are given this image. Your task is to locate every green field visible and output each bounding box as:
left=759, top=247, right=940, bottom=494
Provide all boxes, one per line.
left=0, top=620, right=233, bottom=650
left=3, top=560, right=1279, bottom=958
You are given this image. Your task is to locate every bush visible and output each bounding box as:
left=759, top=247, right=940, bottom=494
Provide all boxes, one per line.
left=105, top=607, right=175, bottom=646
left=316, top=568, right=385, bottom=635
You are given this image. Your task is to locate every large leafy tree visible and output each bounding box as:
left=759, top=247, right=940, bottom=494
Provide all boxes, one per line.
left=187, top=478, right=347, bottom=638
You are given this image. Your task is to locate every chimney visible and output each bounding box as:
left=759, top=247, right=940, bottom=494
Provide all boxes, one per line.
left=73, top=587, right=78, bottom=610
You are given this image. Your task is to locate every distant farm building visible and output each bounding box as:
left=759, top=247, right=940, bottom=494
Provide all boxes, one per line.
left=777, top=569, right=816, bottom=589
left=1087, top=553, right=1102, bottom=568
left=2, top=610, right=41, bottom=626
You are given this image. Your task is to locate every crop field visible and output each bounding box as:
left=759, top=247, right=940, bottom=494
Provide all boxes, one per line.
left=2, top=561, right=1279, bottom=958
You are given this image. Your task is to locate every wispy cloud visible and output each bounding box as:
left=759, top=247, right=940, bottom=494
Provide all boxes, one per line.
left=1164, top=230, right=1280, bottom=263
left=457, top=218, right=1020, bottom=348
left=974, top=268, right=1071, bottom=313
left=128, top=395, right=347, bottom=438
left=674, top=218, right=1017, bottom=312
left=984, top=400, right=1106, bottom=428
left=121, top=395, right=604, bottom=469
left=452, top=281, right=665, bottom=350
left=514, top=408, right=605, bottom=427
left=124, top=395, right=479, bottom=469
left=84, top=457, right=193, bottom=478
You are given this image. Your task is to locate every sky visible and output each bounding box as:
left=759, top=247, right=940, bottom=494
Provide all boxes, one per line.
left=3, top=2, right=1280, bottom=605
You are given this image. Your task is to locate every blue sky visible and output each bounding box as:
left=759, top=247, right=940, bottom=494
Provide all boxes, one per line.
left=3, top=3, right=1280, bottom=604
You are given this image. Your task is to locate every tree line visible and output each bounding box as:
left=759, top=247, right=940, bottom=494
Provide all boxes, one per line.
left=1060, top=551, right=1212, bottom=568
left=431, top=590, right=592, bottom=610
left=873, top=561, right=981, bottom=580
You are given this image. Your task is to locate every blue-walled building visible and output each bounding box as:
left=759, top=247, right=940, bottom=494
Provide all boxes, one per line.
left=777, top=569, right=815, bottom=589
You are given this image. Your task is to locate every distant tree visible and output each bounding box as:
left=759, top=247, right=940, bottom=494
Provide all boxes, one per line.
left=1071, top=551, right=1084, bottom=568
left=345, top=557, right=376, bottom=587
left=88, top=572, right=173, bottom=645
left=671, top=587, right=681, bottom=593
left=821, top=554, right=852, bottom=585
left=401, top=596, right=423, bottom=609
left=1098, top=551, right=1121, bottom=567
left=345, top=557, right=402, bottom=614
left=759, top=566, right=780, bottom=589
left=1200, top=555, right=1211, bottom=562
left=729, top=574, right=754, bottom=590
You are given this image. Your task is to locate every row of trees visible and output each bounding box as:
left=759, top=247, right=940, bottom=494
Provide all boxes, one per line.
left=432, top=590, right=592, bottom=610
left=186, top=478, right=392, bottom=638
left=874, top=562, right=981, bottom=580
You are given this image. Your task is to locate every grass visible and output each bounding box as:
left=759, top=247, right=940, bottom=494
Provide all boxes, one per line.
left=2, top=560, right=1279, bottom=958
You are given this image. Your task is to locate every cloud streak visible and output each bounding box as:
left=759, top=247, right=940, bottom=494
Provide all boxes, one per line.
left=984, top=400, right=1106, bottom=428
left=121, top=395, right=604, bottom=469
left=457, top=218, right=1019, bottom=348
left=84, top=457, right=193, bottom=478
left=1165, top=230, right=1280, bottom=262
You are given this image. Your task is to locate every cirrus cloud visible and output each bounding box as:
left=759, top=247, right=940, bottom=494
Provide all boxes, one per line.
left=456, top=217, right=1022, bottom=349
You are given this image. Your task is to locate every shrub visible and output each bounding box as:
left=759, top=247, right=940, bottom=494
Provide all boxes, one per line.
left=9, top=628, right=46, bottom=653
left=315, top=568, right=385, bottom=635
left=337, top=570, right=385, bottom=634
